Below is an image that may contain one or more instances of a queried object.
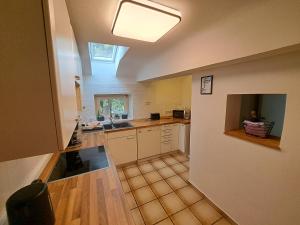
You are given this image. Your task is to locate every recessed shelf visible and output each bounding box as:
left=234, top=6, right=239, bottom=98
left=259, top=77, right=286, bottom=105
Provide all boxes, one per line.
left=225, top=129, right=281, bottom=150
left=224, top=94, right=286, bottom=150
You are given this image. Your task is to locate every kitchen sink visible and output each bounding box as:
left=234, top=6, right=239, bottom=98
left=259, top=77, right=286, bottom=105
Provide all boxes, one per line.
left=103, top=122, right=133, bottom=130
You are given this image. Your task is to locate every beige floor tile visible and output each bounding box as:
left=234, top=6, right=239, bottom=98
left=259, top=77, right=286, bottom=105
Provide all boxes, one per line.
left=151, top=180, right=173, bottom=197
left=173, top=154, right=189, bottom=162
left=171, top=164, right=188, bottom=174
left=171, top=208, right=202, bottom=225
left=121, top=180, right=131, bottom=193
left=181, top=161, right=189, bottom=168
left=159, top=192, right=187, bottom=215
left=124, top=166, right=141, bottom=178
left=151, top=159, right=167, bottom=169
left=140, top=200, right=168, bottom=225
left=125, top=192, right=137, bottom=209
left=128, top=175, right=148, bottom=190
left=155, top=218, right=174, bottom=225
left=178, top=171, right=189, bottom=181
left=176, top=185, right=203, bottom=206
left=117, top=169, right=126, bottom=181
left=163, top=157, right=179, bottom=165
left=139, top=163, right=155, bottom=174
left=158, top=167, right=176, bottom=179
left=190, top=199, right=222, bottom=225
left=214, top=218, right=233, bottom=225
left=166, top=176, right=188, bottom=190
left=143, top=171, right=163, bottom=184
left=131, top=208, right=145, bottom=225
left=133, top=186, right=156, bottom=206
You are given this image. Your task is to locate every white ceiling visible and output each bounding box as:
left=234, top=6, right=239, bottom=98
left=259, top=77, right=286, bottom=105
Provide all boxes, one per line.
left=65, top=0, right=248, bottom=78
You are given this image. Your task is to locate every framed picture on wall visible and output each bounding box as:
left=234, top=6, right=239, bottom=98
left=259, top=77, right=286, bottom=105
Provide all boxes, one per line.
left=201, top=75, right=213, bottom=95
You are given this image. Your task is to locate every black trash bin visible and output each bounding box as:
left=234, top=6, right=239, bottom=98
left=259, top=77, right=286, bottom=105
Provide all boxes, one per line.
left=6, top=179, right=55, bottom=225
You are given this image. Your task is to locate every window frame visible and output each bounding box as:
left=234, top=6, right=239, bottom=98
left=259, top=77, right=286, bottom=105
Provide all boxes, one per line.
left=89, top=42, right=118, bottom=62
left=94, top=94, right=129, bottom=120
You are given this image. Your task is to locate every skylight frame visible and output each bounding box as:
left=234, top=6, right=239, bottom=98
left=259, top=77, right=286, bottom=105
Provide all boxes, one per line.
left=89, top=42, right=119, bottom=62
left=112, top=0, right=181, bottom=42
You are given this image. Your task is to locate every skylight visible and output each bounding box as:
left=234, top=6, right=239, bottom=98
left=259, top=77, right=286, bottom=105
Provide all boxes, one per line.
left=89, top=42, right=118, bottom=62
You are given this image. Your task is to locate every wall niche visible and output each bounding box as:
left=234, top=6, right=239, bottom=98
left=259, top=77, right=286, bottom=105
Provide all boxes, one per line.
left=224, top=94, right=287, bottom=150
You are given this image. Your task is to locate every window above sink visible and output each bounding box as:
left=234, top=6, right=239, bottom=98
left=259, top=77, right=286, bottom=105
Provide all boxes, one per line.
left=94, top=94, right=129, bottom=121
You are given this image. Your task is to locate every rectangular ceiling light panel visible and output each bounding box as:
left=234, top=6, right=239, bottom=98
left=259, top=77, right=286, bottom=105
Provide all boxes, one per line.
left=112, top=0, right=181, bottom=42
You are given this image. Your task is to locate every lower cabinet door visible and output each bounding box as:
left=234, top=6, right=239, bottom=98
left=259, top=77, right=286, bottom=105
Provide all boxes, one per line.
left=108, top=135, right=137, bottom=165
left=137, top=127, right=161, bottom=159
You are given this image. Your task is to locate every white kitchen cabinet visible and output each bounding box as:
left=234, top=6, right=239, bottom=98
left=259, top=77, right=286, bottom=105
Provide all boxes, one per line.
left=137, top=127, right=161, bottom=159
left=47, top=0, right=80, bottom=149
left=171, top=124, right=179, bottom=151
left=107, top=130, right=137, bottom=165
left=161, top=124, right=179, bottom=153
left=179, top=124, right=191, bottom=154
left=0, top=0, right=82, bottom=162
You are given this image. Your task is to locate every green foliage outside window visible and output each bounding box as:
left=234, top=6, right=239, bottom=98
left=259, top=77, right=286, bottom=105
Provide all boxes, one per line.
left=98, top=97, right=126, bottom=119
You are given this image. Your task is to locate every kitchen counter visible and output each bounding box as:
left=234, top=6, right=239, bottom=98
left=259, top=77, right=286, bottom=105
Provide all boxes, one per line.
left=39, top=117, right=190, bottom=225
left=104, top=117, right=191, bottom=133
left=39, top=131, right=134, bottom=225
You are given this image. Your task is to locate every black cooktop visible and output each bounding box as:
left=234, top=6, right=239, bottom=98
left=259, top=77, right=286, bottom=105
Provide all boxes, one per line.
left=48, top=146, right=109, bottom=182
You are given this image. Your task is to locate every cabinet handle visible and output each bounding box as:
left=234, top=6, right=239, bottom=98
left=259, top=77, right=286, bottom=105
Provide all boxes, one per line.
left=147, top=129, right=152, bottom=132
left=127, top=136, right=135, bottom=140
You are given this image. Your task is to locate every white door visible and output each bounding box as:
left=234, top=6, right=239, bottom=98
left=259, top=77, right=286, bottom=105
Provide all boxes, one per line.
left=138, top=127, right=161, bottom=159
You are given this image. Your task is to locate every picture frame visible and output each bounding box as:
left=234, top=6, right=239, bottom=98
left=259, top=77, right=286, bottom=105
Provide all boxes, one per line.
left=201, top=75, right=213, bottom=95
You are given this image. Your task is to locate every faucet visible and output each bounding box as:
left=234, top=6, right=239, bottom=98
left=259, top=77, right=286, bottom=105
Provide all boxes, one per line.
left=109, top=110, right=113, bottom=125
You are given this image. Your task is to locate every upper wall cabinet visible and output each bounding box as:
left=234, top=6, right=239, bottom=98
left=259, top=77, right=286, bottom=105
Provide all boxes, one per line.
left=0, top=0, right=81, bottom=162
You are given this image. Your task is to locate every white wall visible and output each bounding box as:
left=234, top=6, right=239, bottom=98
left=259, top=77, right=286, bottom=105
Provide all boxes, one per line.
left=136, top=0, right=300, bottom=81
left=81, top=75, right=192, bottom=121
left=189, top=51, right=300, bottom=225
left=0, top=154, right=52, bottom=225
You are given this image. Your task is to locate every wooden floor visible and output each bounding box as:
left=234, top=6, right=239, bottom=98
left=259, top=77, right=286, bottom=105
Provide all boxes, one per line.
left=45, top=131, right=135, bottom=225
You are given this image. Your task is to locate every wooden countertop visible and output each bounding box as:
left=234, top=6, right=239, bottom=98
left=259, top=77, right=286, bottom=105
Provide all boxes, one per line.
left=40, top=131, right=135, bottom=225
left=104, top=117, right=191, bottom=133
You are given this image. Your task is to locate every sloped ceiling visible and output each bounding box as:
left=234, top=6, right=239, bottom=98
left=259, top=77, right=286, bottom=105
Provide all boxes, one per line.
left=65, top=0, right=249, bottom=78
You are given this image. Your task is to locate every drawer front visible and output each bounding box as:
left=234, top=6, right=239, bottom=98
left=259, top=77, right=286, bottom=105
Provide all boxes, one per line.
left=161, top=129, right=172, bottom=135
left=161, top=135, right=172, bottom=142
left=138, top=126, right=160, bottom=133
left=107, top=129, right=137, bottom=139
left=161, top=124, right=172, bottom=130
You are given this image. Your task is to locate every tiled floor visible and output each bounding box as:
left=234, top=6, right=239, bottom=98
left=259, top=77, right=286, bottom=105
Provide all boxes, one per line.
left=117, top=152, right=234, bottom=225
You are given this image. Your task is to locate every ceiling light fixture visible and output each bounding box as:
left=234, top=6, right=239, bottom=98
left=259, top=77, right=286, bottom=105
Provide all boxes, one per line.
left=112, top=0, right=181, bottom=42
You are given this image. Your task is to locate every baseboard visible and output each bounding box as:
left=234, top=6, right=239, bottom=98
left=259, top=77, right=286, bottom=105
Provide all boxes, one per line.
left=188, top=179, right=238, bottom=225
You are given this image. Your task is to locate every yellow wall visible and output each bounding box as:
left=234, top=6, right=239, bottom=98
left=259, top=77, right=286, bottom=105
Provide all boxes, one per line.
left=81, top=75, right=192, bottom=121
left=146, top=76, right=192, bottom=116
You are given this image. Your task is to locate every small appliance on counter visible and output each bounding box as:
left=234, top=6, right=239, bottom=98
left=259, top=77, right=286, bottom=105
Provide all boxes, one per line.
left=184, top=109, right=191, bottom=120
left=150, top=113, right=160, bottom=120
left=173, top=110, right=184, bottom=119
left=6, top=179, right=55, bottom=225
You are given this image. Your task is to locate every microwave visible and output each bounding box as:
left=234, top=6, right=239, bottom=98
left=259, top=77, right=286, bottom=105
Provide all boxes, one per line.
left=173, top=110, right=184, bottom=119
